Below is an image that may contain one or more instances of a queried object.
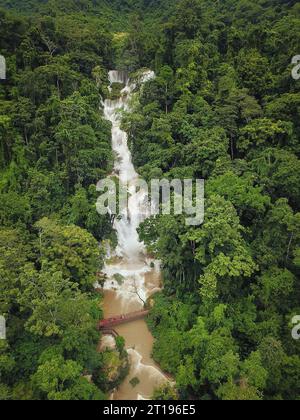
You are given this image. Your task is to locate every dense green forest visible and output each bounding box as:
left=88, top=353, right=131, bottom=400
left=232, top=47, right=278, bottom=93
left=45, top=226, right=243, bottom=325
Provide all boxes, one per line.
left=0, top=0, right=300, bottom=400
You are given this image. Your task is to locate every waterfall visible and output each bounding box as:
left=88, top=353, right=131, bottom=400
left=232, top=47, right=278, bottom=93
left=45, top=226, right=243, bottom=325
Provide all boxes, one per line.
left=100, top=70, right=169, bottom=400
left=103, top=70, right=156, bottom=286
left=104, top=70, right=154, bottom=311
left=108, top=70, right=129, bottom=85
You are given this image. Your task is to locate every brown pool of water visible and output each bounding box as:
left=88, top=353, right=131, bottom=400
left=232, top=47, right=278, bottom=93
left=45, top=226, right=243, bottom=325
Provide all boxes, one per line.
left=101, top=266, right=168, bottom=400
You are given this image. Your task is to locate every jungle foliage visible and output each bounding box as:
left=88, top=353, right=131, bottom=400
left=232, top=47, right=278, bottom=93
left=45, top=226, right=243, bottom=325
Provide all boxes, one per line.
left=0, top=0, right=300, bottom=401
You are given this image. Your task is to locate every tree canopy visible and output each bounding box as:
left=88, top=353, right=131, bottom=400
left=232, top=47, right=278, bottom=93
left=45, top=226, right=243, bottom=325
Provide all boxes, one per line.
left=0, top=0, right=300, bottom=401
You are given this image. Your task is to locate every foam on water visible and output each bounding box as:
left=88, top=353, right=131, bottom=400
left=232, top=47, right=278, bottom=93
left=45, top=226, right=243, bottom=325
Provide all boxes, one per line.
left=128, top=349, right=167, bottom=382
left=100, top=335, right=116, bottom=351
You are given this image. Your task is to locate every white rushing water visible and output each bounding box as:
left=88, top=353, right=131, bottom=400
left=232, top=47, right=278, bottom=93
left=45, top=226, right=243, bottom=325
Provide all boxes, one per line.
left=100, top=70, right=169, bottom=400
left=102, top=70, right=157, bottom=305
left=104, top=70, right=155, bottom=259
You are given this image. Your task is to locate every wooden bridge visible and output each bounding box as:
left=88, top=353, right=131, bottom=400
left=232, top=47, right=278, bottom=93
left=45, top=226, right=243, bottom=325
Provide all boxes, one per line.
left=98, top=310, right=150, bottom=330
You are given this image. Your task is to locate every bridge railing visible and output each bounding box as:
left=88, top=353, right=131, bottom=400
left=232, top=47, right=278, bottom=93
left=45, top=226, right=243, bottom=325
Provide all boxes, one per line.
left=98, top=310, right=150, bottom=329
